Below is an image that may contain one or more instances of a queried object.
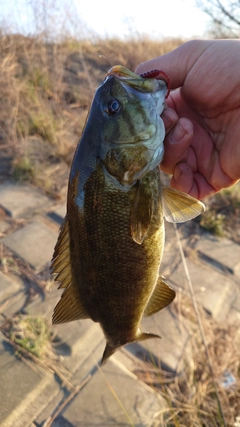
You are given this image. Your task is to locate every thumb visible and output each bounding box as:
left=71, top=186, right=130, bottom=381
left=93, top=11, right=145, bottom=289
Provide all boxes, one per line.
left=135, top=40, right=213, bottom=90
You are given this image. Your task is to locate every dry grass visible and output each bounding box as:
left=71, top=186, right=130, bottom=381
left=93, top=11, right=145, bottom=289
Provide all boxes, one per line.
left=197, top=185, right=240, bottom=244
left=132, top=296, right=240, bottom=426
left=8, top=315, right=53, bottom=359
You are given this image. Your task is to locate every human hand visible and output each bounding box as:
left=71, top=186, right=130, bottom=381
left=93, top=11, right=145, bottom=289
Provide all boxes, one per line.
left=136, top=40, right=240, bottom=199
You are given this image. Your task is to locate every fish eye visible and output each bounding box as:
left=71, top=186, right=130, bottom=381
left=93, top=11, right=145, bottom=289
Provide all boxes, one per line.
left=106, top=99, right=121, bottom=116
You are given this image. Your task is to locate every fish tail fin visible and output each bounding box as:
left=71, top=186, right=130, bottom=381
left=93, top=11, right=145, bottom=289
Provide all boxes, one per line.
left=101, top=344, right=117, bottom=366
left=101, top=331, right=160, bottom=365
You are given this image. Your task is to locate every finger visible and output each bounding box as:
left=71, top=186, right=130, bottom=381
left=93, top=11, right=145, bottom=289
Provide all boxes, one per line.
left=170, top=163, right=194, bottom=194
left=161, top=107, right=179, bottom=135
left=161, top=118, right=194, bottom=174
left=135, top=40, right=213, bottom=90
left=171, top=163, right=216, bottom=199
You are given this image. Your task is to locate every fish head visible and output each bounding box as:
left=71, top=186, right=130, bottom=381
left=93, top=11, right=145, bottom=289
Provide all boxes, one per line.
left=98, top=66, right=168, bottom=186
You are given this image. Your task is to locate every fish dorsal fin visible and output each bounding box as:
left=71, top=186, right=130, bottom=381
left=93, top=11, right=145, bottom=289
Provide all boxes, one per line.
left=162, top=186, right=205, bottom=223
left=144, top=277, right=176, bottom=317
left=52, top=283, right=89, bottom=324
left=51, top=216, right=72, bottom=289
left=51, top=216, right=90, bottom=324
left=131, top=181, right=155, bottom=245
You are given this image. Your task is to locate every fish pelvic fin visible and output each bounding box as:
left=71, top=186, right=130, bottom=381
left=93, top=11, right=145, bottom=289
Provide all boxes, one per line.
left=162, top=186, right=205, bottom=223
left=144, top=276, right=176, bottom=317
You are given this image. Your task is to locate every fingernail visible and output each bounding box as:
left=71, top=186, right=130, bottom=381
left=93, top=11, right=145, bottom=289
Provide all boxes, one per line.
left=173, top=165, right=181, bottom=181
left=169, top=122, right=187, bottom=144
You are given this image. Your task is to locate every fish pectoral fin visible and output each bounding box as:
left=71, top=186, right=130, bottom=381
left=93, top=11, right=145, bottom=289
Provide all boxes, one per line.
left=51, top=216, right=72, bottom=289
left=144, top=277, right=176, bottom=317
left=131, top=181, right=154, bottom=244
left=162, top=186, right=205, bottom=223
left=52, top=284, right=89, bottom=324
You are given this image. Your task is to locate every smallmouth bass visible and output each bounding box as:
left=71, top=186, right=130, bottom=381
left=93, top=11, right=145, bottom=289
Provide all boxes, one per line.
left=51, top=66, right=205, bottom=365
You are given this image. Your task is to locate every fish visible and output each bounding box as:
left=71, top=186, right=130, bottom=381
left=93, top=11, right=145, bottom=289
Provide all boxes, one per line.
left=51, top=66, right=205, bottom=365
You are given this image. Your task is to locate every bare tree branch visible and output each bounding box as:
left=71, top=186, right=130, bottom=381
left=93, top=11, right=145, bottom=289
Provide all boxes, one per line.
left=216, top=0, right=240, bottom=26
left=196, top=0, right=240, bottom=37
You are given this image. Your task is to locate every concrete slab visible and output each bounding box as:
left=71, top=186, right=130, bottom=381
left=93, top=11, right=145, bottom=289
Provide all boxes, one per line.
left=0, top=272, right=27, bottom=319
left=0, top=333, right=53, bottom=427
left=0, top=317, right=104, bottom=427
left=160, top=222, right=182, bottom=277
left=232, top=284, right=240, bottom=312
left=53, top=319, right=93, bottom=358
left=57, top=359, right=166, bottom=427
left=0, top=220, right=10, bottom=235
left=0, top=324, right=103, bottom=427
left=2, top=291, right=27, bottom=319
left=0, top=271, right=21, bottom=301
left=196, top=233, right=240, bottom=276
left=26, top=286, right=61, bottom=321
left=168, top=258, right=237, bottom=322
left=125, top=306, right=191, bottom=374
left=52, top=416, right=73, bottom=426
left=226, top=307, right=240, bottom=323
left=34, top=325, right=105, bottom=426
left=1, top=220, right=58, bottom=272
left=48, top=204, right=66, bottom=225
left=0, top=182, right=52, bottom=218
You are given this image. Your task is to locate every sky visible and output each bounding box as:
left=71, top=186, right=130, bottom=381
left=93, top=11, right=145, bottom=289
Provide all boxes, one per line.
left=73, top=0, right=210, bottom=39
left=1, top=0, right=210, bottom=40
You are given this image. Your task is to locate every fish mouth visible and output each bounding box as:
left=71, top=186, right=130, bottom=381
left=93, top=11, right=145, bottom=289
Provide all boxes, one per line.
left=107, top=65, right=140, bottom=79
left=107, top=65, right=167, bottom=95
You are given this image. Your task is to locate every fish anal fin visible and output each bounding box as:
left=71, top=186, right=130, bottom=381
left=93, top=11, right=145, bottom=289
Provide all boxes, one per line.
left=162, top=186, right=205, bottom=223
left=52, top=284, right=89, bottom=324
left=144, top=277, right=176, bottom=317
left=131, top=180, right=155, bottom=244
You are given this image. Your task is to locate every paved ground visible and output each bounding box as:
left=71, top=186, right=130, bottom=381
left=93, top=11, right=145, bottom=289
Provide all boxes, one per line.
left=0, top=180, right=240, bottom=427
